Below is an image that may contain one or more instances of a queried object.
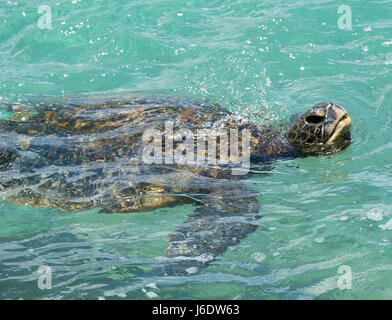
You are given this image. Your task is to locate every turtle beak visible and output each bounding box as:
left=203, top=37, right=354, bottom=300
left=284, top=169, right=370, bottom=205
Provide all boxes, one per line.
left=325, top=105, right=352, bottom=145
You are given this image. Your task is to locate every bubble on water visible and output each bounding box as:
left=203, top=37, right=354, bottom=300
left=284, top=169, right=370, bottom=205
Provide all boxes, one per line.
left=146, top=291, right=158, bottom=298
left=146, top=283, right=158, bottom=289
left=367, top=208, right=383, bottom=221
left=196, top=254, right=213, bottom=262
left=251, top=252, right=266, bottom=262
left=185, top=267, right=198, bottom=274
left=265, top=77, right=272, bottom=87
left=340, top=216, right=349, bottom=221
left=379, top=219, right=392, bottom=230
left=315, top=237, right=324, bottom=243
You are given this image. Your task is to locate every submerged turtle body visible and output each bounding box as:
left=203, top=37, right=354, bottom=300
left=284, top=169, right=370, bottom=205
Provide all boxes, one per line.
left=0, top=96, right=352, bottom=275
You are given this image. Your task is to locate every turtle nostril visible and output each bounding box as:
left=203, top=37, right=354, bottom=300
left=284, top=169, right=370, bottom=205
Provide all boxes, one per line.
left=306, top=115, right=324, bottom=124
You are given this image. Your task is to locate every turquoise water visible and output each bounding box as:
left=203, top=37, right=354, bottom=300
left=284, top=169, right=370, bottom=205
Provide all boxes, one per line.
left=1, top=0, right=392, bottom=299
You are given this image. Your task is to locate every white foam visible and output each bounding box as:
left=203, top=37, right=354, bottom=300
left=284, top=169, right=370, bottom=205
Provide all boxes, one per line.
left=367, top=208, right=383, bottom=221
left=146, top=291, right=158, bottom=298
left=251, top=252, right=266, bottom=262
left=379, top=219, right=392, bottom=230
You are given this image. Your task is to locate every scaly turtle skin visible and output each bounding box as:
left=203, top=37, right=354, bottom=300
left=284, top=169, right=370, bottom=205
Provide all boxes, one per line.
left=0, top=96, right=352, bottom=275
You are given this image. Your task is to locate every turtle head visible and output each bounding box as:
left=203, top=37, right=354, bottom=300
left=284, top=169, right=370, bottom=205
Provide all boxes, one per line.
left=287, top=102, right=352, bottom=156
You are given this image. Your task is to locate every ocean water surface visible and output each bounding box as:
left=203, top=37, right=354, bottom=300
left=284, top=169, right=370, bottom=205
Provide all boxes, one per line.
left=1, top=0, right=392, bottom=299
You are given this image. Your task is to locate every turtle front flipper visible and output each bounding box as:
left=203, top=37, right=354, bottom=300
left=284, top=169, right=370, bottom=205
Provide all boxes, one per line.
left=158, top=182, right=261, bottom=276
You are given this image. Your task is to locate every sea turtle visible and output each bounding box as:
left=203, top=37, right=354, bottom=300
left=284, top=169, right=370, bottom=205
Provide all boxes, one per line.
left=0, top=96, right=351, bottom=275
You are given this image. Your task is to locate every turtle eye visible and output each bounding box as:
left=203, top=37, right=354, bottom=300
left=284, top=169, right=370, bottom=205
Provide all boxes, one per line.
left=305, top=115, right=324, bottom=124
